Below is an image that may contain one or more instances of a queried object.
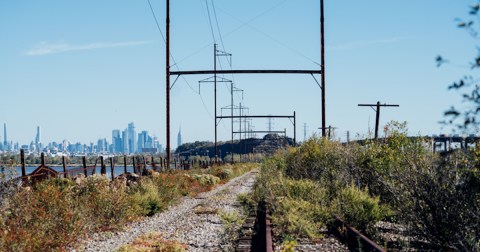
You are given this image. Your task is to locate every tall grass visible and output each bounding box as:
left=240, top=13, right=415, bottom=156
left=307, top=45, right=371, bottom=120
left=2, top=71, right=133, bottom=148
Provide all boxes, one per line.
left=249, top=122, right=479, bottom=250
left=0, top=163, right=256, bottom=251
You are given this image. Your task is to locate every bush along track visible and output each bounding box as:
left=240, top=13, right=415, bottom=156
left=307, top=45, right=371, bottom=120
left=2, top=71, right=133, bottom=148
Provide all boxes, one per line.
left=0, top=163, right=256, bottom=251
left=244, top=121, right=479, bottom=251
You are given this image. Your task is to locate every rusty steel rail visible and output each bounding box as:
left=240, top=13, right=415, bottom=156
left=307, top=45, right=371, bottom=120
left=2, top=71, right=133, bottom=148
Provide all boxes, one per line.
left=265, top=205, right=274, bottom=252
left=331, top=216, right=386, bottom=252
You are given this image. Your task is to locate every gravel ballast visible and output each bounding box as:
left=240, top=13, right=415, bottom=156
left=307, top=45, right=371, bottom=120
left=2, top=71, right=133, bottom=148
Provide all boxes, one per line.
left=73, top=169, right=258, bottom=252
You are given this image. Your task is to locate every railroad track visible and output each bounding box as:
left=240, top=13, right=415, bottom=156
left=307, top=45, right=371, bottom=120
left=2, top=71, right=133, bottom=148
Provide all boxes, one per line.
left=237, top=201, right=386, bottom=252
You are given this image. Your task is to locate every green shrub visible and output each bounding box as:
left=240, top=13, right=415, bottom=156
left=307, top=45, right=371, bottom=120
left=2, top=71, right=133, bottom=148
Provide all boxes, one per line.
left=0, top=179, right=84, bottom=251
left=211, top=167, right=233, bottom=180
left=285, top=138, right=349, bottom=199
left=273, top=198, right=330, bottom=239
left=77, top=175, right=134, bottom=230
left=192, top=174, right=220, bottom=186
left=284, top=179, right=327, bottom=205
left=129, top=179, right=163, bottom=216
left=333, top=184, right=382, bottom=232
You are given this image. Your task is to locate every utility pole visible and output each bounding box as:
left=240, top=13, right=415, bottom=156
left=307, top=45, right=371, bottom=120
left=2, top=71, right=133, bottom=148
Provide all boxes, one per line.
left=358, top=101, right=399, bottom=140
left=166, top=0, right=171, bottom=166
left=320, top=0, right=326, bottom=138
left=214, top=43, right=217, bottom=163
left=303, top=123, right=308, bottom=141
left=318, top=125, right=336, bottom=139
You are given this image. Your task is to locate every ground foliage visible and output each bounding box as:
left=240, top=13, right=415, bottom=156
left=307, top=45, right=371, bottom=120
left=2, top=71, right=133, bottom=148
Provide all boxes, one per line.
left=0, top=163, right=255, bottom=251
left=250, top=122, right=479, bottom=251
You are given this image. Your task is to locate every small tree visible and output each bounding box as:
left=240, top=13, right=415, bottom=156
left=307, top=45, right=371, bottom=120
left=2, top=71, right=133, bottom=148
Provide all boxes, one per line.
left=438, top=2, right=480, bottom=132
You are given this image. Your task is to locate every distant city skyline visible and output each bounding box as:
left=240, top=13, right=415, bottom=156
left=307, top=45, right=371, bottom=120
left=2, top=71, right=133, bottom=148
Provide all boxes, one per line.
left=0, top=122, right=164, bottom=154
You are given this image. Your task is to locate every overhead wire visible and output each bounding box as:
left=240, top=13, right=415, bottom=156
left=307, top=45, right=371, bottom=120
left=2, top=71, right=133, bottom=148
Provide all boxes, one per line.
left=217, top=3, right=320, bottom=67
left=205, top=0, right=217, bottom=43
left=211, top=0, right=238, bottom=98
left=147, top=0, right=214, bottom=120
left=171, top=0, right=289, bottom=67
left=205, top=0, right=231, bottom=131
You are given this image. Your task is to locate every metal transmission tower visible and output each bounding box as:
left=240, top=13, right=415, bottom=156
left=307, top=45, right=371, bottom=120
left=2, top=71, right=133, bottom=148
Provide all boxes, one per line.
left=165, top=1, right=326, bottom=162
left=358, top=101, right=399, bottom=140
left=267, top=116, right=274, bottom=132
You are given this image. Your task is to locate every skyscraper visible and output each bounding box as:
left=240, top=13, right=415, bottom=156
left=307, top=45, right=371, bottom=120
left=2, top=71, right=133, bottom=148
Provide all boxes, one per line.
left=177, top=127, right=182, bottom=147
left=128, top=122, right=136, bottom=154
left=122, top=129, right=129, bottom=154
left=3, top=123, right=7, bottom=146
left=137, top=131, right=146, bottom=152
left=35, top=126, right=41, bottom=145
left=112, top=129, right=122, bottom=153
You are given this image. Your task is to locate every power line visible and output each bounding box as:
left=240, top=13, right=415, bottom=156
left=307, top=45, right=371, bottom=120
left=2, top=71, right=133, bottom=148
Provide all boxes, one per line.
left=170, top=0, right=288, bottom=67
left=147, top=0, right=219, bottom=125
left=147, top=0, right=166, bottom=43
left=212, top=0, right=229, bottom=66
left=205, top=0, right=217, bottom=43
left=217, top=3, right=320, bottom=66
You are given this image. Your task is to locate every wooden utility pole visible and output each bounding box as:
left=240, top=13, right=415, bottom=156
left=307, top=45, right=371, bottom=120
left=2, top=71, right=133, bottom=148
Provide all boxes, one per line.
left=321, top=0, right=326, bottom=138
left=358, top=101, right=399, bottom=140
left=166, top=0, right=171, bottom=167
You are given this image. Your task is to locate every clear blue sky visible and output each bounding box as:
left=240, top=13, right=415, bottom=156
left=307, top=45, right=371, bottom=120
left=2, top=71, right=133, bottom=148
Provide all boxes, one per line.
left=0, top=0, right=476, bottom=147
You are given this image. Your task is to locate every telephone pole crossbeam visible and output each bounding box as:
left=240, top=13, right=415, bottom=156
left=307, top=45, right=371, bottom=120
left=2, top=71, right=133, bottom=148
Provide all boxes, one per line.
left=358, top=101, right=399, bottom=140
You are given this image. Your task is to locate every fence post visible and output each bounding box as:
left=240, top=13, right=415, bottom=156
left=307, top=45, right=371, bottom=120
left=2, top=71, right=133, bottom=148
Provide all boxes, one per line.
left=62, top=156, right=67, bottom=178
left=82, top=156, right=87, bottom=177
left=151, top=156, right=156, bottom=171
left=143, top=156, right=147, bottom=175
left=174, top=159, right=177, bottom=169
left=20, top=149, right=26, bottom=177
left=110, top=157, right=115, bottom=181
left=100, top=156, right=106, bottom=175
left=133, top=156, right=137, bottom=174
left=123, top=155, right=127, bottom=174
left=41, top=152, right=45, bottom=167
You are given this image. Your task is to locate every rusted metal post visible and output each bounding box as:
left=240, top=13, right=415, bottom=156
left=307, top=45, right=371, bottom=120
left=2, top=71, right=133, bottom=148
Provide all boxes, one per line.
left=20, top=149, right=26, bottom=177
left=320, top=0, right=326, bottom=138
left=124, top=155, right=127, bottom=174
left=82, top=156, right=87, bottom=177
left=41, top=152, right=45, bottom=167
left=110, top=157, right=115, bottom=181
left=100, top=156, right=106, bottom=175
left=62, top=156, right=67, bottom=178
left=151, top=156, right=156, bottom=171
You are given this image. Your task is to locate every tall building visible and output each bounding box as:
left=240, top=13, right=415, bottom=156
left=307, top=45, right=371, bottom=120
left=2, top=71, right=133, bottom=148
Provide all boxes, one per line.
left=3, top=123, right=7, bottom=146
left=97, top=138, right=107, bottom=153
left=137, top=131, right=146, bottom=152
left=35, top=126, right=41, bottom=146
left=128, top=122, right=136, bottom=153
left=112, top=129, right=122, bottom=153
left=177, top=127, right=182, bottom=147
left=122, top=129, right=129, bottom=154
